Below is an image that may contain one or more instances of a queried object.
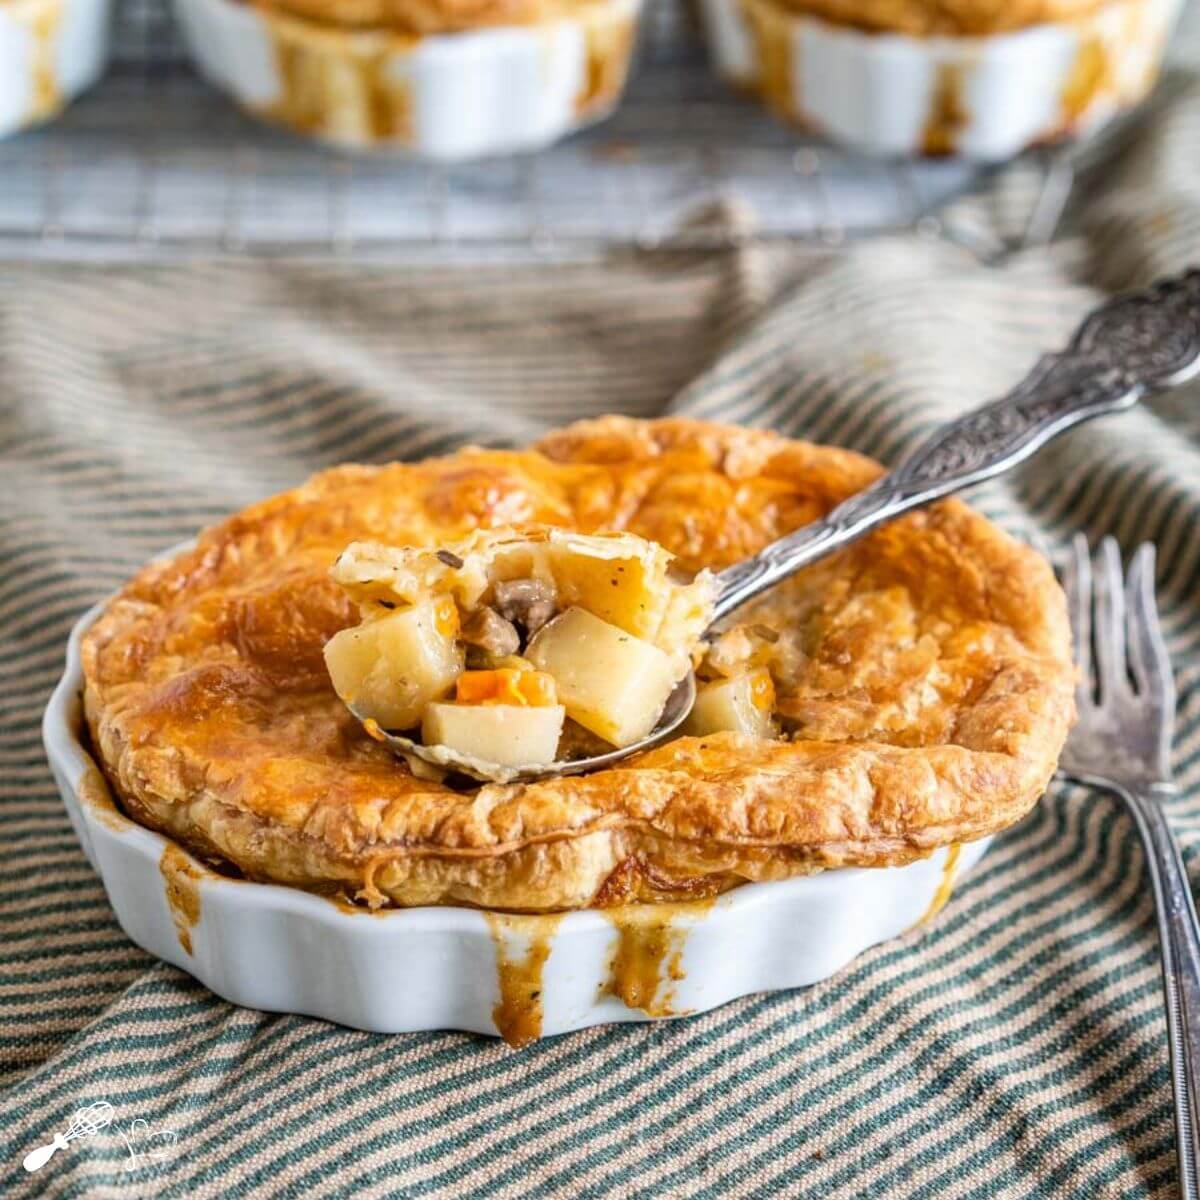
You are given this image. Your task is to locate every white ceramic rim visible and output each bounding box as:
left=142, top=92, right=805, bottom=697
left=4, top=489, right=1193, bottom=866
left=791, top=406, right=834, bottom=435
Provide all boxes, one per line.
left=47, top=543, right=993, bottom=1041
left=0, top=0, right=112, bottom=138
left=172, top=0, right=643, bottom=159
left=697, top=0, right=1182, bottom=160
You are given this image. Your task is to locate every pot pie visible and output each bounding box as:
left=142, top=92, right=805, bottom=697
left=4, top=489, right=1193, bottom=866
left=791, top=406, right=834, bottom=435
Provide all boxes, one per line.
left=175, top=0, right=640, bottom=154
left=82, top=417, right=1075, bottom=912
left=702, top=0, right=1178, bottom=161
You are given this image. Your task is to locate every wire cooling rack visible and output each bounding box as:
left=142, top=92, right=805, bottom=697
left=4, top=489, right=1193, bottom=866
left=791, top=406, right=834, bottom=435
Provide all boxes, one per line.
left=0, top=0, right=992, bottom=257
left=1, top=0, right=1178, bottom=259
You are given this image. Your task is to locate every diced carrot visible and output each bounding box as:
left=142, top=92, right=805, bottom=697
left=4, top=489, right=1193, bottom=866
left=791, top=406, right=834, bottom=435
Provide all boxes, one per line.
left=455, top=668, right=558, bottom=707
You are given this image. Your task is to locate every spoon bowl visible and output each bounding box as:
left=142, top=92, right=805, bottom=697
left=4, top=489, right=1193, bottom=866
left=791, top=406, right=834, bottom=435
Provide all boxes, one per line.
left=351, top=673, right=697, bottom=785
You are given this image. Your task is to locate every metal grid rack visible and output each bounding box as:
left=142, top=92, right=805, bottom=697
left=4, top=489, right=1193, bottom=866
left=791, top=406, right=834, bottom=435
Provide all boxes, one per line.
left=0, top=0, right=1102, bottom=259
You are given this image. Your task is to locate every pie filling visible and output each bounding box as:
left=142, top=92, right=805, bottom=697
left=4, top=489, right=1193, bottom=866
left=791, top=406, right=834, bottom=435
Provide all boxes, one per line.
left=324, top=526, right=764, bottom=776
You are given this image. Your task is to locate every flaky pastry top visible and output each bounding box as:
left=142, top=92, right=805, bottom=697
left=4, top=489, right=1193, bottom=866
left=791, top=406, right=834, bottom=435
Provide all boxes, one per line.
left=82, top=417, right=1074, bottom=911
left=771, top=0, right=1108, bottom=34
left=250, top=0, right=612, bottom=36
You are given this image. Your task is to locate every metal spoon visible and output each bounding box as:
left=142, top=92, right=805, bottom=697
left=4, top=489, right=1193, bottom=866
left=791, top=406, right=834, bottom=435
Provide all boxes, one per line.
left=357, top=271, right=1200, bottom=785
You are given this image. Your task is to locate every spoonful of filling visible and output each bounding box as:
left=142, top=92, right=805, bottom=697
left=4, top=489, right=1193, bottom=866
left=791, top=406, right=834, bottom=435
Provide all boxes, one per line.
left=324, top=526, right=717, bottom=782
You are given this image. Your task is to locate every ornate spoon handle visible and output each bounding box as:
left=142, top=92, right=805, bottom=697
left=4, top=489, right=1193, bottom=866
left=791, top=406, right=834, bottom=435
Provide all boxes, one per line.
left=713, top=270, right=1200, bottom=621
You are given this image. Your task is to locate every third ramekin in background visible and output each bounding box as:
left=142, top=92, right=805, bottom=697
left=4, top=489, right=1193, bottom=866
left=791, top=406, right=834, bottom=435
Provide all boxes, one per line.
left=698, top=0, right=1183, bottom=160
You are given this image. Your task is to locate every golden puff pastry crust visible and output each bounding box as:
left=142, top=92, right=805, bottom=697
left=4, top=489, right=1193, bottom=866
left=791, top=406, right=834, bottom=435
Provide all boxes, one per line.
left=253, top=0, right=609, bottom=36
left=770, top=0, right=1108, bottom=34
left=82, top=417, right=1075, bottom=912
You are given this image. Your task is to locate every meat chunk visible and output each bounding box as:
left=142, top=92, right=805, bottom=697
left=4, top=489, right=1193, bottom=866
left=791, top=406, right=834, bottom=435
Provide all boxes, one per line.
left=460, top=606, right=521, bottom=658
left=493, top=578, right=558, bottom=638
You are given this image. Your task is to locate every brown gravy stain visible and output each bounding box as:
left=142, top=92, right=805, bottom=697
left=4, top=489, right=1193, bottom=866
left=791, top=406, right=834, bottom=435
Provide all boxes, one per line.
left=159, top=845, right=203, bottom=956
left=919, top=844, right=962, bottom=926
left=77, top=765, right=132, bottom=832
left=1060, top=34, right=1113, bottom=126
left=327, top=891, right=399, bottom=915
left=603, top=898, right=714, bottom=1017
left=1038, top=5, right=1162, bottom=146
left=575, top=11, right=636, bottom=117
left=921, top=62, right=969, bottom=157
left=485, top=913, right=564, bottom=1047
left=742, top=0, right=796, bottom=122
left=25, top=0, right=62, bottom=124
left=263, top=25, right=415, bottom=143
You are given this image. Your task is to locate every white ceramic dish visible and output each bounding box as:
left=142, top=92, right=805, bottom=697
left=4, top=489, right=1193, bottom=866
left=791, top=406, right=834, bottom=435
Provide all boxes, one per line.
left=48, top=594, right=989, bottom=1043
left=173, top=0, right=641, bottom=158
left=698, top=0, right=1182, bottom=160
left=0, top=0, right=111, bottom=139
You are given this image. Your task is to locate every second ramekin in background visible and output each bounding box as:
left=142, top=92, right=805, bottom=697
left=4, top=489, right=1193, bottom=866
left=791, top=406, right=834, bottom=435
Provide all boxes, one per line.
left=173, top=0, right=643, bottom=158
left=0, top=0, right=111, bottom=139
left=698, top=0, right=1183, bottom=160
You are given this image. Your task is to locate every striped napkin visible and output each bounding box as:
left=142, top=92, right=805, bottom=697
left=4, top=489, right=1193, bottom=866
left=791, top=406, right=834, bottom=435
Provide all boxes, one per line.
left=2, top=83, right=1199, bottom=1200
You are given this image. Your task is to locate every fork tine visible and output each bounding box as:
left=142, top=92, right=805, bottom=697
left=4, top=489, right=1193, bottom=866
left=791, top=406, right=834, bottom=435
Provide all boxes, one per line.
left=1125, top=544, right=1152, bottom=694
left=1066, top=533, right=1094, bottom=707
left=1092, top=537, right=1129, bottom=702
left=1126, top=543, right=1176, bottom=720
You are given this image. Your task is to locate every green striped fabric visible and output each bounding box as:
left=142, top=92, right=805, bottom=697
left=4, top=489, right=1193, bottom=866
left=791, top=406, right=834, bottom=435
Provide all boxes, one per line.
left=2, top=86, right=1200, bottom=1200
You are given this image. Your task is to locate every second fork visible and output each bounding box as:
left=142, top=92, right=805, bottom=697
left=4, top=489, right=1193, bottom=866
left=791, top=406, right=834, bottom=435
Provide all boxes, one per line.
left=1059, top=536, right=1200, bottom=1200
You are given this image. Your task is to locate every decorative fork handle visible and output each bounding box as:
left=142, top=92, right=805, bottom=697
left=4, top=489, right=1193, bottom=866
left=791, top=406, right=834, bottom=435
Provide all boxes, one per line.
left=713, top=270, right=1200, bottom=619
left=1123, top=783, right=1200, bottom=1200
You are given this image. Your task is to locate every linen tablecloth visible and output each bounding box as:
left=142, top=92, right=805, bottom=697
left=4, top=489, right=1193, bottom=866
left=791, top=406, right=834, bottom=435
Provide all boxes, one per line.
left=2, top=78, right=1199, bottom=1199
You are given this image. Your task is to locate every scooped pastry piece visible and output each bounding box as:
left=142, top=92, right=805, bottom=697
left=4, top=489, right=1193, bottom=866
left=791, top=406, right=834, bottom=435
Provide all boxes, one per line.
left=325, top=527, right=716, bottom=777
left=81, top=417, right=1075, bottom=910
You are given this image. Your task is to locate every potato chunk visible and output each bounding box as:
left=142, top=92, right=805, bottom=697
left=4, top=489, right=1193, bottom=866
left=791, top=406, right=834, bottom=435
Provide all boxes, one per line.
left=422, top=703, right=566, bottom=767
left=323, top=599, right=463, bottom=730
left=683, top=669, right=777, bottom=739
left=526, top=607, right=678, bottom=747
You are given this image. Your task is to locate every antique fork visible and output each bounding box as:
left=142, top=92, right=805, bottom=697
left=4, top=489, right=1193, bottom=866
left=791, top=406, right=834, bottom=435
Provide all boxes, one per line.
left=1059, top=535, right=1200, bottom=1199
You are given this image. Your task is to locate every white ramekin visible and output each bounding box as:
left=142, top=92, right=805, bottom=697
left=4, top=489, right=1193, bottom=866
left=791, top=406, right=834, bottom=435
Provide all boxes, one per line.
left=172, top=0, right=642, bottom=158
left=0, top=0, right=111, bottom=138
left=698, top=0, right=1182, bottom=160
left=49, top=595, right=990, bottom=1043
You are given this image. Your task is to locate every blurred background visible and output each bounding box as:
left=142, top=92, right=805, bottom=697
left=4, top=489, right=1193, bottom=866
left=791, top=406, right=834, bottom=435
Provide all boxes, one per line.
left=4, top=0, right=1194, bottom=261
